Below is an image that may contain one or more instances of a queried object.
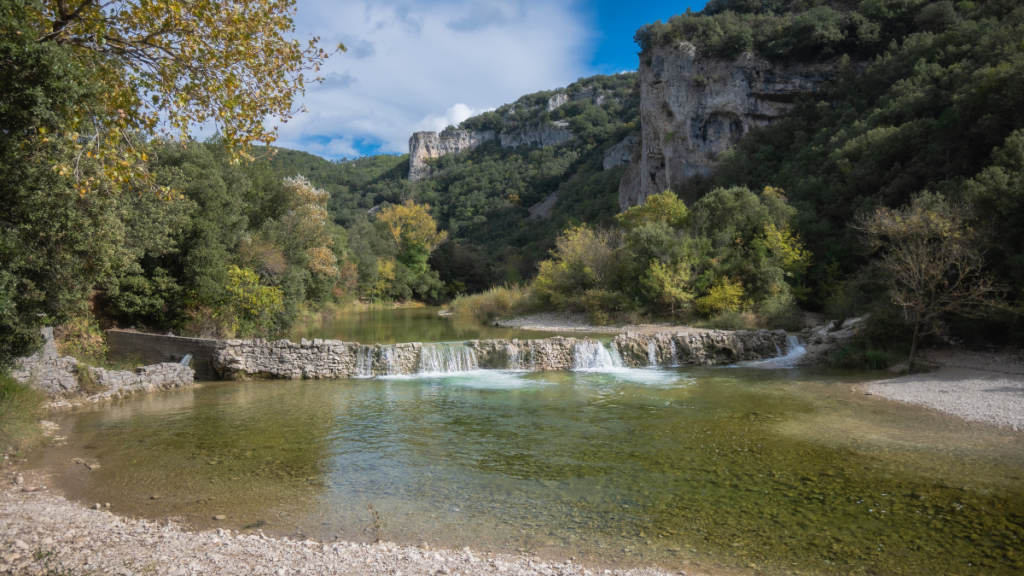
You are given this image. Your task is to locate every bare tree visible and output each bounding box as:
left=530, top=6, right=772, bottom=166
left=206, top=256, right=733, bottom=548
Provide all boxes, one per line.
left=855, top=193, right=1001, bottom=372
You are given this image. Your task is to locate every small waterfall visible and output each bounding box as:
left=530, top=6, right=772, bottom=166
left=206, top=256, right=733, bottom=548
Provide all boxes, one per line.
left=742, top=335, right=807, bottom=368
left=529, top=341, right=537, bottom=371
left=418, top=344, right=479, bottom=374
left=608, top=343, right=624, bottom=368
left=380, top=345, right=402, bottom=376
left=573, top=341, right=616, bottom=370
left=647, top=340, right=658, bottom=366
left=506, top=342, right=524, bottom=370
left=669, top=339, right=678, bottom=367
left=355, top=345, right=375, bottom=377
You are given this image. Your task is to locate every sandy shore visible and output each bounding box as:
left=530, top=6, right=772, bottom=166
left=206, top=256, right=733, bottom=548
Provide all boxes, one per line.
left=866, top=348, right=1024, bottom=431
left=495, top=313, right=709, bottom=335
left=0, top=470, right=701, bottom=576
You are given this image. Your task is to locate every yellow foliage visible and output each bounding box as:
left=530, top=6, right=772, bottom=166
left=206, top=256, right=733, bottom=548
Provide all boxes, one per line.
left=762, top=223, right=811, bottom=275
left=375, top=201, right=448, bottom=253
left=372, top=259, right=396, bottom=302
left=645, top=261, right=695, bottom=314
left=696, top=277, right=746, bottom=315
left=533, top=225, right=617, bottom=300
left=225, top=266, right=284, bottom=319
left=615, top=190, right=689, bottom=231
left=31, top=0, right=334, bottom=195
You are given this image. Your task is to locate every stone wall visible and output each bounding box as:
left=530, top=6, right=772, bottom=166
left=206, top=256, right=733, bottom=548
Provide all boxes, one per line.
left=612, top=329, right=789, bottom=367
left=10, top=328, right=79, bottom=395
left=620, top=43, right=830, bottom=209
left=212, top=331, right=789, bottom=379
left=469, top=337, right=586, bottom=371
left=11, top=328, right=195, bottom=406
left=107, top=329, right=221, bottom=381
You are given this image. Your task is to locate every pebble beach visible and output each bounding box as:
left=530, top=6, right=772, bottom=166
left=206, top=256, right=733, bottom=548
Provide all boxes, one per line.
left=0, top=470, right=692, bottom=576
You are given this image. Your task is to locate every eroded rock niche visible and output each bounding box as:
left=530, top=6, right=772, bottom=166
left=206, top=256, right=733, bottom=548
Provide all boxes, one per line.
left=619, top=43, right=831, bottom=210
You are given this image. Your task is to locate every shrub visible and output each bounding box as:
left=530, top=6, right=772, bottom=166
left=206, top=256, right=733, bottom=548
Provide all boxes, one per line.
left=0, top=372, right=45, bottom=455
left=696, top=277, right=746, bottom=315
left=447, top=285, right=537, bottom=322
left=54, top=316, right=106, bottom=363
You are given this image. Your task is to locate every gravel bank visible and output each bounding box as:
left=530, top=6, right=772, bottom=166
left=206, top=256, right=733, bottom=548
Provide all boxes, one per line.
left=866, top=349, right=1024, bottom=431
left=1, top=471, right=699, bottom=576
left=494, top=313, right=708, bottom=335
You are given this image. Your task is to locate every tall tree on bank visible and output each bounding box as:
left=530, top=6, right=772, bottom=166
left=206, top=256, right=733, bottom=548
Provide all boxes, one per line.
left=1, top=0, right=336, bottom=364
left=856, top=194, right=1002, bottom=372
left=26, top=0, right=338, bottom=195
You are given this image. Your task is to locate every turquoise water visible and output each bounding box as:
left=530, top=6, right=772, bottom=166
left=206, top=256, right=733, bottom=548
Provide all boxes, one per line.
left=36, top=364, right=1024, bottom=576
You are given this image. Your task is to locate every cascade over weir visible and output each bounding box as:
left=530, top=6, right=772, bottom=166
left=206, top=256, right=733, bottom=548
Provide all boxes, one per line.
left=212, top=329, right=791, bottom=380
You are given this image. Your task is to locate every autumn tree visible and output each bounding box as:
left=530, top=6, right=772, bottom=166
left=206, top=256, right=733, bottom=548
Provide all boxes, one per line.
left=856, top=193, right=1001, bottom=372
left=22, top=0, right=336, bottom=194
left=375, top=201, right=448, bottom=275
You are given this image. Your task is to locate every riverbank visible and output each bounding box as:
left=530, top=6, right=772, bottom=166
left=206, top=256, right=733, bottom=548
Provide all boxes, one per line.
left=493, top=312, right=715, bottom=335
left=866, top=348, right=1024, bottom=431
left=0, top=469, right=701, bottom=576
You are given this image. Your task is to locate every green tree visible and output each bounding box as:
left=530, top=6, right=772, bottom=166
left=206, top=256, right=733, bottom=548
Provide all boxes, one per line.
left=24, top=0, right=336, bottom=194
left=856, top=193, right=1001, bottom=371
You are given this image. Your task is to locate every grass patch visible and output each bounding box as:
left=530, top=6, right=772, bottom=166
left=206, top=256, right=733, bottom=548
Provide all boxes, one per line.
left=0, top=370, right=46, bottom=456
left=446, top=285, right=538, bottom=322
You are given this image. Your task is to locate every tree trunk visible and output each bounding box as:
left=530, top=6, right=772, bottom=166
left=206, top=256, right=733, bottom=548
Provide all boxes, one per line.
left=907, top=321, right=921, bottom=374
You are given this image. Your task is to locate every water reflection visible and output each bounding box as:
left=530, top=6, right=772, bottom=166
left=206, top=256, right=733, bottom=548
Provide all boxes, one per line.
left=289, top=306, right=604, bottom=344
left=33, top=367, right=1024, bottom=576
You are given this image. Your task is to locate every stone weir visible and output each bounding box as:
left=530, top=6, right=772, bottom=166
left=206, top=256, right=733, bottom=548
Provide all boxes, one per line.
left=212, top=329, right=789, bottom=380
left=613, top=329, right=788, bottom=367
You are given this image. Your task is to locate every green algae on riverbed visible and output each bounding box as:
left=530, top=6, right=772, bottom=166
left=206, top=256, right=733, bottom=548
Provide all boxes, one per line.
left=29, top=366, right=1024, bottom=576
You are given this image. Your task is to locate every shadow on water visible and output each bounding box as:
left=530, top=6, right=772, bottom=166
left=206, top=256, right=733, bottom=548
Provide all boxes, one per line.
left=30, top=362, right=1024, bottom=576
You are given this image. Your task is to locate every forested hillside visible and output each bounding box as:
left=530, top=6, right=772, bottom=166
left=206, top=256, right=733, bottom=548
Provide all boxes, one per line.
left=655, top=0, right=1024, bottom=341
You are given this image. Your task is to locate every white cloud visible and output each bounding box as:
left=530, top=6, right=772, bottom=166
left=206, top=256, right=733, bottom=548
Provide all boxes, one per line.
left=414, top=103, right=494, bottom=133
left=271, top=0, right=595, bottom=158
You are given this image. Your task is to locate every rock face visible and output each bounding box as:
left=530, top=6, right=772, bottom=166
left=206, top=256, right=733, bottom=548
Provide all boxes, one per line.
left=619, top=43, right=830, bottom=209
left=603, top=132, right=640, bottom=170
left=797, top=315, right=870, bottom=366
left=408, top=130, right=495, bottom=182
left=11, top=328, right=194, bottom=402
left=612, top=329, right=788, bottom=367
left=546, top=93, right=568, bottom=111
left=499, top=121, right=573, bottom=149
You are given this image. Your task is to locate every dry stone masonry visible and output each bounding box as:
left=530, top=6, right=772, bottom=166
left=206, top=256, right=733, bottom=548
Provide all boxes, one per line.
left=613, top=329, right=789, bottom=367
left=213, top=330, right=790, bottom=380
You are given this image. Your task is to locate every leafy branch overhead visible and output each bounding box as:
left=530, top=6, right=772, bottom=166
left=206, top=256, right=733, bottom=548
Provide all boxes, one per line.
left=25, top=0, right=338, bottom=193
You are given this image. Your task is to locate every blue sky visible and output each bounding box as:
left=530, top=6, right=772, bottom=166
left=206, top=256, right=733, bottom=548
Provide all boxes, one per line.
left=275, top=1, right=706, bottom=159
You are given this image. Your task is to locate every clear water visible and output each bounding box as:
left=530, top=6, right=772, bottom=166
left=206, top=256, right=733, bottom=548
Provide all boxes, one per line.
left=33, top=365, right=1024, bottom=576
left=289, top=306, right=602, bottom=344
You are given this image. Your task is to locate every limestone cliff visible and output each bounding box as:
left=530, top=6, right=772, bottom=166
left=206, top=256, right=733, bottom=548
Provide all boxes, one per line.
left=620, top=42, right=830, bottom=209
left=408, top=129, right=495, bottom=182
left=499, top=121, right=573, bottom=149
